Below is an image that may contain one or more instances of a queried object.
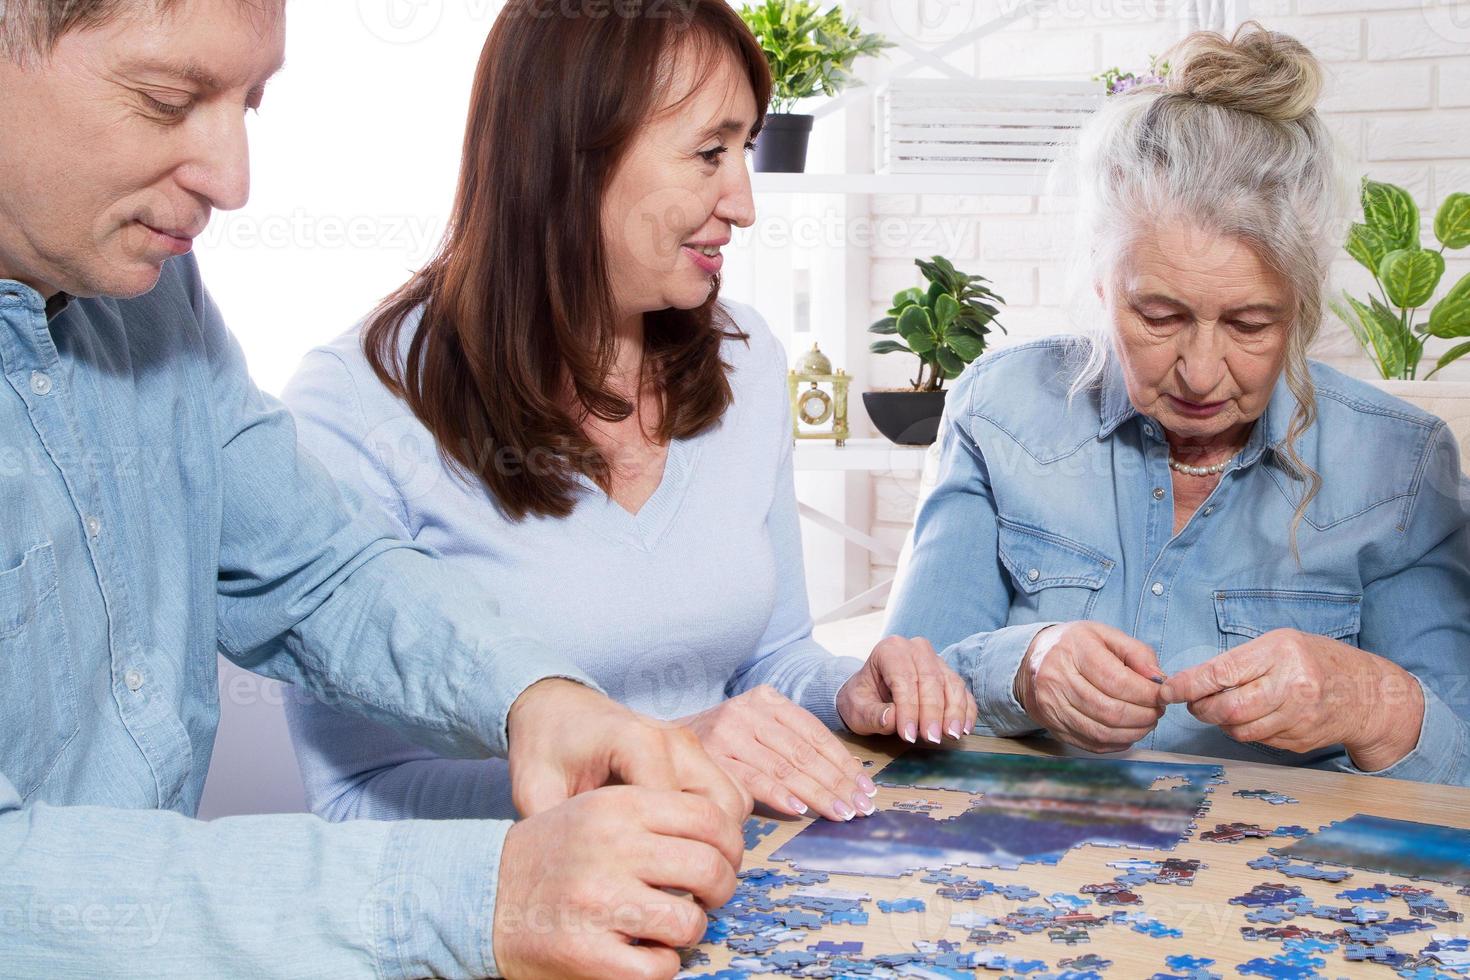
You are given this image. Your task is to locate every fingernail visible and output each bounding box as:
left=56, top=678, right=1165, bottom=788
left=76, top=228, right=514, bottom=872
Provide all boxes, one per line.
left=834, top=800, right=856, bottom=821
left=879, top=705, right=893, bottom=728
left=946, top=723, right=961, bottom=739
left=902, top=722, right=917, bottom=743
left=858, top=774, right=878, bottom=796
left=788, top=796, right=808, bottom=815
left=925, top=723, right=941, bottom=744
left=1152, top=675, right=1166, bottom=684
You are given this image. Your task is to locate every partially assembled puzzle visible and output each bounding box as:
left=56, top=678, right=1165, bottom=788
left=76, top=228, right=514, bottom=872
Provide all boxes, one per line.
left=679, top=747, right=1470, bottom=980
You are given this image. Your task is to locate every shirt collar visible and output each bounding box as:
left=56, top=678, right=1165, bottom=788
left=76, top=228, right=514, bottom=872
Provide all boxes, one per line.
left=1096, top=347, right=1298, bottom=468
left=45, top=292, right=72, bottom=321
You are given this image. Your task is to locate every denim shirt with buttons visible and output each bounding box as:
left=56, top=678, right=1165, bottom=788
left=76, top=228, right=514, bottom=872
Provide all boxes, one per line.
left=886, top=337, right=1470, bottom=786
left=0, top=255, right=597, bottom=976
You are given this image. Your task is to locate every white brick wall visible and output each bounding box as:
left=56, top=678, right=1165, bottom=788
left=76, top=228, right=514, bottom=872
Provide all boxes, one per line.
left=855, top=0, right=1470, bottom=605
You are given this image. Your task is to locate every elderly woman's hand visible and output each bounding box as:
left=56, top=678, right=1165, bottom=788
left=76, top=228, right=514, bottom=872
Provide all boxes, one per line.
left=1013, top=622, right=1167, bottom=753
left=681, top=686, right=879, bottom=822
left=837, top=636, right=977, bottom=745
left=1158, top=629, right=1426, bottom=772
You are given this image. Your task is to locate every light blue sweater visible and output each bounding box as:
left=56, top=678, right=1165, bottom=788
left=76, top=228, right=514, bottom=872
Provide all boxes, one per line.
left=281, top=300, right=863, bottom=821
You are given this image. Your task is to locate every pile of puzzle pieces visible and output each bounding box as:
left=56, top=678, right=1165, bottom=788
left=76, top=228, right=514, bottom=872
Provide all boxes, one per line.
left=1227, top=875, right=1470, bottom=978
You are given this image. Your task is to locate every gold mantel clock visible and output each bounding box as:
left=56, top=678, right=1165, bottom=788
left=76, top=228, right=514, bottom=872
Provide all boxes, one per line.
left=788, top=343, right=849, bottom=446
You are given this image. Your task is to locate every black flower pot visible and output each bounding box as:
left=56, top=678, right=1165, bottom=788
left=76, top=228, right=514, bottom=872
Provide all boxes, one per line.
left=754, top=113, right=815, bottom=173
left=863, top=390, right=948, bottom=446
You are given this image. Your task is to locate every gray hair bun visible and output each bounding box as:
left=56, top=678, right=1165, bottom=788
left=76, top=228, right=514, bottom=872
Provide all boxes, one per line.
left=1161, top=21, right=1324, bottom=123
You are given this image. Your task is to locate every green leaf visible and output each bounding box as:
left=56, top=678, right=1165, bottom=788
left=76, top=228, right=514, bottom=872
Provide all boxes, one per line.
left=1345, top=223, right=1391, bottom=275
left=895, top=304, right=933, bottom=342
left=869, top=316, right=898, bottom=335
left=946, top=331, right=985, bottom=361
left=1378, top=248, right=1445, bottom=308
left=1435, top=192, right=1470, bottom=250
left=1426, top=340, right=1470, bottom=379
left=935, top=346, right=965, bottom=377
left=924, top=280, right=948, bottom=308
left=1337, top=293, right=1408, bottom=379
left=1361, top=179, right=1420, bottom=251
left=907, top=331, right=937, bottom=355
left=869, top=339, right=910, bottom=355
left=933, top=293, right=960, bottom=329
left=1428, top=272, right=1470, bottom=337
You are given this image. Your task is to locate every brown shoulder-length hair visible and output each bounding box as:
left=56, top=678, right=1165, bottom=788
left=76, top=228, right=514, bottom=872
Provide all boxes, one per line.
left=362, top=0, right=772, bottom=521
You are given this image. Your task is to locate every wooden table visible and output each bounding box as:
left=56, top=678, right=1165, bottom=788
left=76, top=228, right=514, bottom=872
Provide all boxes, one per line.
left=690, top=734, right=1470, bottom=977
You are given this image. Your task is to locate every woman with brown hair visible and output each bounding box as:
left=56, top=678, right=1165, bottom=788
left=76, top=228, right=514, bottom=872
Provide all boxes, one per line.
left=283, top=0, right=975, bottom=827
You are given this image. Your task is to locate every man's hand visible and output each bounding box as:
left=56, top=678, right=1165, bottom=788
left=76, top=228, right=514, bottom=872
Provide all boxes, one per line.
left=507, top=679, right=751, bottom=821
left=1013, top=622, right=1165, bottom=753
left=682, top=685, right=878, bottom=822
left=836, top=636, right=976, bottom=744
left=1158, top=629, right=1425, bottom=772
left=493, top=785, right=742, bottom=979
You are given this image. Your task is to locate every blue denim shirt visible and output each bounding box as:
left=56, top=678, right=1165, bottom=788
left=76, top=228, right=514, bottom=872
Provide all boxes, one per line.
left=887, top=338, right=1470, bottom=786
left=0, top=256, right=596, bottom=977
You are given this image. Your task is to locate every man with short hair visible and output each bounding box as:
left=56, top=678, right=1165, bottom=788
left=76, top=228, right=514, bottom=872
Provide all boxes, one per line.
left=0, top=2, right=748, bottom=976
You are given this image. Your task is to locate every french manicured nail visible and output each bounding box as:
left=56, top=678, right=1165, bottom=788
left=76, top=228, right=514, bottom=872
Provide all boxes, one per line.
left=834, top=800, right=856, bottom=821
left=858, top=774, right=878, bottom=796
left=925, top=723, right=942, bottom=744
left=854, top=793, right=875, bottom=816
left=902, top=722, right=917, bottom=743
left=946, top=722, right=961, bottom=739
left=879, top=705, right=894, bottom=728
left=788, top=796, right=808, bottom=815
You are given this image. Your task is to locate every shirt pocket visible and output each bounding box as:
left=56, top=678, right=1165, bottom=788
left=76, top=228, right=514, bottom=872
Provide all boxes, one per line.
left=0, top=541, right=80, bottom=799
left=1212, top=588, right=1362, bottom=764
left=1212, top=589, right=1363, bottom=654
left=997, top=519, right=1115, bottom=623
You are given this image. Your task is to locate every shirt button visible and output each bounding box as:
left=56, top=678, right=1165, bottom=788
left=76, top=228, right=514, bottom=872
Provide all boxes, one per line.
left=1143, top=424, right=1155, bottom=438
left=85, top=515, right=102, bottom=537
left=1152, top=487, right=1165, bottom=501
left=29, top=371, right=52, bottom=396
left=124, top=669, right=144, bottom=692
left=1203, top=506, right=1215, bottom=516
left=1151, top=582, right=1165, bottom=597
left=1027, top=568, right=1041, bottom=583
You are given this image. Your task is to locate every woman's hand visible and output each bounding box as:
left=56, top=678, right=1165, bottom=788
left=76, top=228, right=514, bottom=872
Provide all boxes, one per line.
left=681, top=685, right=878, bottom=822
left=1158, top=629, right=1426, bottom=772
left=837, top=636, right=977, bottom=745
left=1014, top=622, right=1166, bottom=753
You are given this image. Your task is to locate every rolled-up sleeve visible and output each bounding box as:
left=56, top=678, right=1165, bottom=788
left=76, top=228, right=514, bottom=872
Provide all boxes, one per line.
left=883, top=368, right=1047, bottom=737
left=1347, top=422, right=1470, bottom=786
left=725, top=329, right=861, bottom=730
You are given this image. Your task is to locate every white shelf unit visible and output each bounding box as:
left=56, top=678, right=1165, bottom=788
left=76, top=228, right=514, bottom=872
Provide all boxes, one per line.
left=738, top=0, right=1067, bottom=625
left=752, top=170, right=1047, bottom=197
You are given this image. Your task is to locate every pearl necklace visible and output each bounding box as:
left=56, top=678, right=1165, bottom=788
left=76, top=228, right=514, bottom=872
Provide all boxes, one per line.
left=1168, top=453, right=1236, bottom=477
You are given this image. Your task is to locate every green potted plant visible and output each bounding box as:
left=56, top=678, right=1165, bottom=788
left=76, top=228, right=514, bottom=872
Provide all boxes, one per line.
left=865, top=255, right=1006, bottom=445
left=738, top=0, right=891, bottom=173
left=1331, top=178, right=1470, bottom=451
left=1331, top=178, right=1470, bottom=380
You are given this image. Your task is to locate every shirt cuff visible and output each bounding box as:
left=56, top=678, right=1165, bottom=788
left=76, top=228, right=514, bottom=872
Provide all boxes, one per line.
left=943, top=622, right=1055, bottom=737
left=455, top=638, right=604, bottom=758
left=371, top=817, right=513, bottom=979
left=1335, top=675, right=1468, bottom=786
left=803, top=654, right=866, bottom=731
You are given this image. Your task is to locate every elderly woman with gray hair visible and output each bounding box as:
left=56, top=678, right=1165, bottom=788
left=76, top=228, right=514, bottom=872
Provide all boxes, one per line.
left=887, top=23, right=1470, bottom=785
